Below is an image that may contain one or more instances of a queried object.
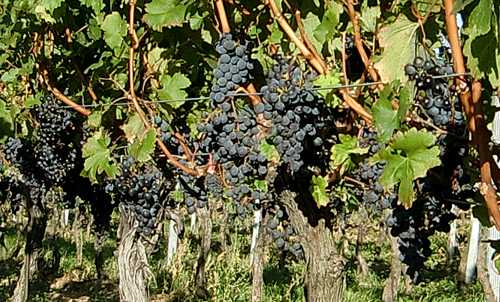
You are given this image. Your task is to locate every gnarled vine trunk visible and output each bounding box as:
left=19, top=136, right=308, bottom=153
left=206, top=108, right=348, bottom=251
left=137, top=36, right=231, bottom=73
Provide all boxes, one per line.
left=194, top=206, right=212, bottom=298
left=117, top=206, right=152, bottom=302
left=280, top=191, right=345, bottom=302
left=12, top=204, right=47, bottom=302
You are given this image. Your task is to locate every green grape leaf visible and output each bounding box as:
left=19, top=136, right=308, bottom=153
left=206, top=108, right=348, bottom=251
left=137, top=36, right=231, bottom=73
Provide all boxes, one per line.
left=330, top=134, right=368, bottom=174
left=374, top=16, right=419, bottom=83
left=101, top=12, right=127, bottom=52
left=377, top=128, right=441, bottom=207
left=397, top=86, right=412, bottom=122
left=314, top=71, right=342, bottom=107
left=310, top=175, right=329, bottom=208
left=314, top=3, right=341, bottom=45
left=254, top=179, right=268, bottom=193
left=39, top=0, right=64, bottom=14
left=25, top=95, right=41, bottom=108
left=360, top=4, right=380, bottom=33
left=0, top=100, right=13, bottom=140
left=147, top=47, right=169, bottom=75
left=82, top=130, right=118, bottom=182
left=453, top=0, right=477, bottom=12
left=301, top=13, right=322, bottom=54
left=372, top=94, right=398, bottom=143
left=144, top=0, right=187, bottom=31
left=157, top=73, right=191, bottom=108
left=80, top=0, right=104, bottom=14
left=269, top=21, right=283, bottom=44
left=87, top=110, right=103, bottom=129
left=122, top=114, right=145, bottom=141
left=260, top=140, right=280, bottom=162
left=463, top=1, right=500, bottom=88
left=468, top=0, right=492, bottom=36
left=128, top=128, right=157, bottom=163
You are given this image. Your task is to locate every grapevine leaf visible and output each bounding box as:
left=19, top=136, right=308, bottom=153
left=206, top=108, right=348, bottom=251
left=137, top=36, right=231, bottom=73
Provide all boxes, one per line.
left=80, top=0, right=104, bottom=14
left=0, top=100, right=13, bottom=139
left=330, top=134, right=368, bottom=174
left=453, top=0, right=476, bottom=12
left=301, top=13, right=322, bottom=54
left=128, top=128, right=157, bottom=163
left=360, top=4, right=380, bottom=33
left=157, top=73, right=191, bottom=108
left=260, top=141, right=280, bottom=162
left=378, top=128, right=441, bottom=207
left=468, top=0, right=492, bottom=36
left=122, top=114, right=145, bottom=142
left=374, top=16, right=419, bottom=83
left=310, top=175, right=329, bottom=208
left=372, top=96, right=398, bottom=143
left=463, top=30, right=500, bottom=86
left=314, top=3, right=341, bottom=45
left=41, top=0, right=65, bottom=13
left=87, top=110, right=103, bottom=129
left=144, top=0, right=187, bottom=31
left=101, top=12, right=127, bottom=52
left=314, top=71, right=342, bottom=107
left=397, top=86, right=411, bottom=122
left=391, top=127, right=436, bottom=153
left=82, top=130, right=117, bottom=182
left=254, top=179, right=268, bottom=193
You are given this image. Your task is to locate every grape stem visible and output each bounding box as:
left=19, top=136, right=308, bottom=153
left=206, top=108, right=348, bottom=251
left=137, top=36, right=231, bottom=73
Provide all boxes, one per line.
left=39, top=65, right=91, bottom=116
left=215, top=0, right=231, bottom=33
left=127, top=0, right=201, bottom=177
left=342, top=0, right=381, bottom=88
left=265, top=0, right=326, bottom=74
left=443, top=0, right=500, bottom=230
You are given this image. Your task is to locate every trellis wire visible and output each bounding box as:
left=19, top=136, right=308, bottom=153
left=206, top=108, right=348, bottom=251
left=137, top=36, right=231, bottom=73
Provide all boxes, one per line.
left=58, top=72, right=471, bottom=109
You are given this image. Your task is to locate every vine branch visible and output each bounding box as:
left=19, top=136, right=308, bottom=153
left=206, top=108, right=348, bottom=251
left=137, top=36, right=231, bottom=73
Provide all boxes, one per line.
left=39, top=65, right=91, bottom=116
left=443, top=0, right=500, bottom=230
left=343, top=0, right=381, bottom=86
left=265, top=0, right=373, bottom=122
left=265, top=0, right=326, bottom=74
left=127, top=0, right=200, bottom=177
left=215, top=0, right=231, bottom=33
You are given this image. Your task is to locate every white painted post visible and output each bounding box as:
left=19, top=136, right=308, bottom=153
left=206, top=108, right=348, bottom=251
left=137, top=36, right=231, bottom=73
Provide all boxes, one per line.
left=166, top=220, right=178, bottom=266
left=250, top=202, right=262, bottom=266
left=447, top=205, right=459, bottom=263
left=465, top=216, right=481, bottom=283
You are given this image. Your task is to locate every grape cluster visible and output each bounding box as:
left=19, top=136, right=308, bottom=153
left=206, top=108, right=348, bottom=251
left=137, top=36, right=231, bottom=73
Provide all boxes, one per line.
left=386, top=195, right=456, bottom=282
left=265, top=206, right=304, bottom=259
left=353, top=161, right=394, bottom=211
left=210, top=33, right=254, bottom=110
left=386, top=126, right=471, bottom=281
left=261, top=56, right=330, bottom=172
left=195, top=33, right=272, bottom=214
left=351, top=128, right=393, bottom=211
left=197, top=105, right=271, bottom=215
left=154, top=117, right=212, bottom=214
left=32, top=97, right=79, bottom=185
left=106, top=157, right=169, bottom=236
left=405, top=57, right=465, bottom=128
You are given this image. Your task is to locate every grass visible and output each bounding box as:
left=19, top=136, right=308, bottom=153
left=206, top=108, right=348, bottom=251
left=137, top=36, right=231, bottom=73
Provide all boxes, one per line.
left=0, top=209, right=487, bottom=302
